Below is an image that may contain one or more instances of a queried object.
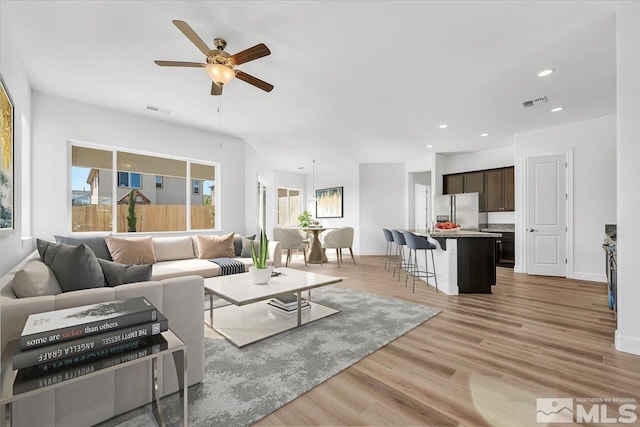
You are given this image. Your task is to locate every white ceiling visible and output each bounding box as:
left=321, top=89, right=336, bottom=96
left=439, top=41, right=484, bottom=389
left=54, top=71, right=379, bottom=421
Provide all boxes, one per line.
left=3, top=1, right=616, bottom=172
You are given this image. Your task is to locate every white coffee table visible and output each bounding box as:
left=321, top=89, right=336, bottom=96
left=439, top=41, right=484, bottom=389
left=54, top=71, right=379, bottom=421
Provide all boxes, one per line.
left=204, top=268, right=343, bottom=347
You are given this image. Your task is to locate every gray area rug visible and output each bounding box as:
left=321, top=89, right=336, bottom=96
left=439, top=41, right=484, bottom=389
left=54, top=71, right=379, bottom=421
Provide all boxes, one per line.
left=99, top=285, right=440, bottom=427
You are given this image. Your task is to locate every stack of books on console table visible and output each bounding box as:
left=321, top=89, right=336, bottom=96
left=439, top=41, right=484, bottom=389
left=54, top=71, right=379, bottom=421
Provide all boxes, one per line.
left=13, top=297, right=168, bottom=372
left=267, top=294, right=310, bottom=315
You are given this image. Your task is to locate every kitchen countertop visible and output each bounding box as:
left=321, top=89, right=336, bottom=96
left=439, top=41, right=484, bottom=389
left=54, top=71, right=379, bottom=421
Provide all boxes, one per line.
left=413, top=230, right=502, bottom=238
left=479, top=223, right=514, bottom=233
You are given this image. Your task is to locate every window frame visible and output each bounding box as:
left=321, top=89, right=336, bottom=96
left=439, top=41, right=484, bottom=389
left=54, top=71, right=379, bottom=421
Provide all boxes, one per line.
left=192, top=179, right=200, bottom=195
left=155, top=175, right=163, bottom=189
left=117, top=171, right=142, bottom=189
left=69, top=141, right=221, bottom=234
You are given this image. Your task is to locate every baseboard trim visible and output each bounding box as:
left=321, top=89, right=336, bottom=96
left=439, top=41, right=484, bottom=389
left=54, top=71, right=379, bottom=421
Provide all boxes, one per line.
left=615, top=330, right=640, bottom=355
left=569, top=272, right=607, bottom=283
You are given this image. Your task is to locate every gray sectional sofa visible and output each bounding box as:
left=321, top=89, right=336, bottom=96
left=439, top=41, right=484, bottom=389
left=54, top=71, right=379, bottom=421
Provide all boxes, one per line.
left=0, top=233, right=282, bottom=427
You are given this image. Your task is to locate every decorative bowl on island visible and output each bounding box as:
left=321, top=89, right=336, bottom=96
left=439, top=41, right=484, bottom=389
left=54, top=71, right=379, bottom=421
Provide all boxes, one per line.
left=434, top=222, right=461, bottom=232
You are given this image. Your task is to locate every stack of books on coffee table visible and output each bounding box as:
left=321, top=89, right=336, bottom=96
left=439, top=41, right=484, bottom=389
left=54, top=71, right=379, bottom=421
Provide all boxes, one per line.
left=13, top=297, right=168, bottom=372
left=267, top=293, right=310, bottom=315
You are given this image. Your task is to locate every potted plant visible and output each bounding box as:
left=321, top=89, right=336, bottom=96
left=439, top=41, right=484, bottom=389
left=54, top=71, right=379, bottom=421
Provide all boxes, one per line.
left=249, top=229, right=273, bottom=284
left=298, top=210, right=313, bottom=227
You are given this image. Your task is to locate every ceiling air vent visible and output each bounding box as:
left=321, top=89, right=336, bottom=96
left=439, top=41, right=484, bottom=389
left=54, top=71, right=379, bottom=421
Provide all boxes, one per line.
left=145, top=105, right=172, bottom=114
left=522, top=96, right=548, bottom=109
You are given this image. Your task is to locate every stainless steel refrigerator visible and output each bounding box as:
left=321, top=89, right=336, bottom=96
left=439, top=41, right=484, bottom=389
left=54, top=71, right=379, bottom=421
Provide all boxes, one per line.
left=434, top=193, right=483, bottom=230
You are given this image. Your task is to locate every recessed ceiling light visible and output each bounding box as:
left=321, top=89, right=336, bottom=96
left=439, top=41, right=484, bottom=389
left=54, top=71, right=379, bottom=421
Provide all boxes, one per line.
left=550, top=107, right=564, bottom=112
left=537, top=68, right=555, bottom=77
left=426, top=145, right=433, bottom=148
left=480, top=133, right=490, bottom=137
left=439, top=124, right=449, bottom=129
left=297, top=166, right=305, bottom=170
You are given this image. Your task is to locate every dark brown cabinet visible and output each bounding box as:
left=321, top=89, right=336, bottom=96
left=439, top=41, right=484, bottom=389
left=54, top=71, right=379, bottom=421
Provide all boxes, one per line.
left=443, top=166, right=514, bottom=212
left=443, top=174, right=464, bottom=195
left=464, top=172, right=486, bottom=212
left=485, top=167, right=514, bottom=212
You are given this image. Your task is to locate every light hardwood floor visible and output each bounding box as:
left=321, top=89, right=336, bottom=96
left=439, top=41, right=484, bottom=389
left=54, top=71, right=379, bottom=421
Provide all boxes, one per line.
left=253, top=253, right=640, bottom=426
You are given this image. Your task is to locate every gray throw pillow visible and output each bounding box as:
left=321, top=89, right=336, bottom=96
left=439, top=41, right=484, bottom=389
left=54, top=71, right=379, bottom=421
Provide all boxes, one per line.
left=98, top=259, right=153, bottom=287
left=234, top=234, right=256, bottom=256
left=241, top=237, right=260, bottom=258
left=54, top=235, right=113, bottom=260
left=37, top=239, right=105, bottom=292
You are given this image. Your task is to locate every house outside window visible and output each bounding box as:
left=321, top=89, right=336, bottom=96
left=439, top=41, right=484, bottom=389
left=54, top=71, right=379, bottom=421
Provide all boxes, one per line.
left=71, top=144, right=219, bottom=232
left=117, top=172, right=141, bottom=188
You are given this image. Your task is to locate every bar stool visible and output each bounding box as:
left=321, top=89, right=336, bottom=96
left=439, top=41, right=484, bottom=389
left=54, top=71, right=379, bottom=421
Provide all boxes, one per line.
left=382, top=228, right=396, bottom=271
left=390, top=229, right=410, bottom=281
left=403, top=231, right=439, bottom=293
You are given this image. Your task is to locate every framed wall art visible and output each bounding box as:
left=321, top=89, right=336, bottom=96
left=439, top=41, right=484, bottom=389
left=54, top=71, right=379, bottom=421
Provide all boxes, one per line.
left=315, top=186, right=343, bottom=218
left=0, top=74, right=14, bottom=233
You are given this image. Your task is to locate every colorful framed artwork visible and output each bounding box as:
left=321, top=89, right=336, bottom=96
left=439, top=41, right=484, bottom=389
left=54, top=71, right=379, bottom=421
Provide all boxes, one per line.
left=315, top=186, right=343, bottom=218
left=0, top=74, right=14, bottom=232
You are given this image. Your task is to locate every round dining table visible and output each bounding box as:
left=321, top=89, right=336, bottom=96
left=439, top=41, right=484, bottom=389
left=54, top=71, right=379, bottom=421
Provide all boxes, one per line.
left=287, top=226, right=338, bottom=264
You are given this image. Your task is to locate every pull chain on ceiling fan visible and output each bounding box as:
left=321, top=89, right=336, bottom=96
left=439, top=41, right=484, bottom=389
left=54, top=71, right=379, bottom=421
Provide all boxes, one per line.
left=155, top=20, right=274, bottom=96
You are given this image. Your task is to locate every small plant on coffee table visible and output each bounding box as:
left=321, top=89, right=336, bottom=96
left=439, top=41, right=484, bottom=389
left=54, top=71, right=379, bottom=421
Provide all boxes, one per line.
left=250, top=229, right=269, bottom=269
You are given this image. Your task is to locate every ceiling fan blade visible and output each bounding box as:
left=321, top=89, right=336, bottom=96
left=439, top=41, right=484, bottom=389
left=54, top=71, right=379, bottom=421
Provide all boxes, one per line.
left=172, top=20, right=212, bottom=56
left=230, top=43, right=271, bottom=66
left=235, top=71, right=274, bottom=92
left=211, top=82, right=223, bottom=96
left=154, top=60, right=206, bottom=68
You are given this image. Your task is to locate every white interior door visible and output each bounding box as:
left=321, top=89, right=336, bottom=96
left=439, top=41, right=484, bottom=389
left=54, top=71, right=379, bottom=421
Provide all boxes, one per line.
left=526, top=153, right=567, bottom=276
left=414, top=184, right=430, bottom=230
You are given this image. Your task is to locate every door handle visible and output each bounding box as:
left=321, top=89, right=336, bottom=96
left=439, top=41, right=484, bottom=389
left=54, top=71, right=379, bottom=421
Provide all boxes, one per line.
left=529, top=228, right=538, bottom=232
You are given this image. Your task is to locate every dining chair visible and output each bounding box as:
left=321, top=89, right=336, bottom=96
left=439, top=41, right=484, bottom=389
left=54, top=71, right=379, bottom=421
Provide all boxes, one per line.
left=273, top=227, right=307, bottom=266
left=321, top=227, right=355, bottom=267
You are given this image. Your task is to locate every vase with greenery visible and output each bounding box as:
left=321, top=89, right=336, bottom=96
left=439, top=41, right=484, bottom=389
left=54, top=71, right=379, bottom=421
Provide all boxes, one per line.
left=298, top=210, right=313, bottom=227
left=126, top=190, right=137, bottom=232
left=249, top=229, right=273, bottom=284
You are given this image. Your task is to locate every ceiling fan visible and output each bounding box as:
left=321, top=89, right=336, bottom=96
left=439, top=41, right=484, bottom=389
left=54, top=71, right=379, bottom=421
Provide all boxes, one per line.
left=155, top=20, right=273, bottom=95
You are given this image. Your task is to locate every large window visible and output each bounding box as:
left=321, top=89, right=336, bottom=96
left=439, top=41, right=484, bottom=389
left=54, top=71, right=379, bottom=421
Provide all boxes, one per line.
left=70, top=144, right=218, bottom=233
left=277, top=188, right=301, bottom=227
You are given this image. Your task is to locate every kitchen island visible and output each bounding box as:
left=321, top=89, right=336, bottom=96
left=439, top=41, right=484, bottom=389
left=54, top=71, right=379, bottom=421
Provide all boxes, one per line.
left=412, top=230, right=501, bottom=295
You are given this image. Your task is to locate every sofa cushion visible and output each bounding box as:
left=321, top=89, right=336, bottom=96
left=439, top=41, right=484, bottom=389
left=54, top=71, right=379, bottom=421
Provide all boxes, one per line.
left=197, top=233, right=235, bottom=259
left=240, top=237, right=259, bottom=258
left=54, top=235, right=113, bottom=260
left=234, top=234, right=256, bottom=256
left=37, top=239, right=105, bottom=292
left=153, top=236, right=195, bottom=262
left=98, top=259, right=153, bottom=287
left=12, top=260, right=63, bottom=298
left=152, top=259, right=221, bottom=280
left=105, top=235, right=157, bottom=265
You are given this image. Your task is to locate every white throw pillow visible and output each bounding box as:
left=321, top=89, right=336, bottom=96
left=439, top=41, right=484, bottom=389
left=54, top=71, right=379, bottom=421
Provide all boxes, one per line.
left=153, top=236, right=195, bottom=262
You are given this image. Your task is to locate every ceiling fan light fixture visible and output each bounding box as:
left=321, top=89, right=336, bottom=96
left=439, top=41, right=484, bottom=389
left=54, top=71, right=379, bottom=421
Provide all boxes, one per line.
left=206, top=63, right=235, bottom=85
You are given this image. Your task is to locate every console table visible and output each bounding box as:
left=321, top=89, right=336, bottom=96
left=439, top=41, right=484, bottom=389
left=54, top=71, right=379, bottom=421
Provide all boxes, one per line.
left=0, top=331, right=187, bottom=427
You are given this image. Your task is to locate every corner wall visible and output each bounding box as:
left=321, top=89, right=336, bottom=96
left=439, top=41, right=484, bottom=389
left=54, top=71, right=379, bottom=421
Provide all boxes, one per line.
left=359, top=163, right=405, bottom=255
left=616, top=1, right=640, bottom=355
left=0, top=6, right=33, bottom=276
left=514, top=114, right=616, bottom=281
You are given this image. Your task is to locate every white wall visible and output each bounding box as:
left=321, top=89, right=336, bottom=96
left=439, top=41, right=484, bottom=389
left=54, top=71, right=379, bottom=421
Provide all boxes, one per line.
left=244, top=144, right=275, bottom=237
left=0, top=7, right=34, bottom=276
left=514, top=114, right=616, bottom=282
left=616, top=1, right=640, bottom=355
left=306, top=162, right=360, bottom=253
left=440, top=145, right=515, bottom=175
left=359, top=163, right=405, bottom=255
left=31, top=92, right=247, bottom=240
